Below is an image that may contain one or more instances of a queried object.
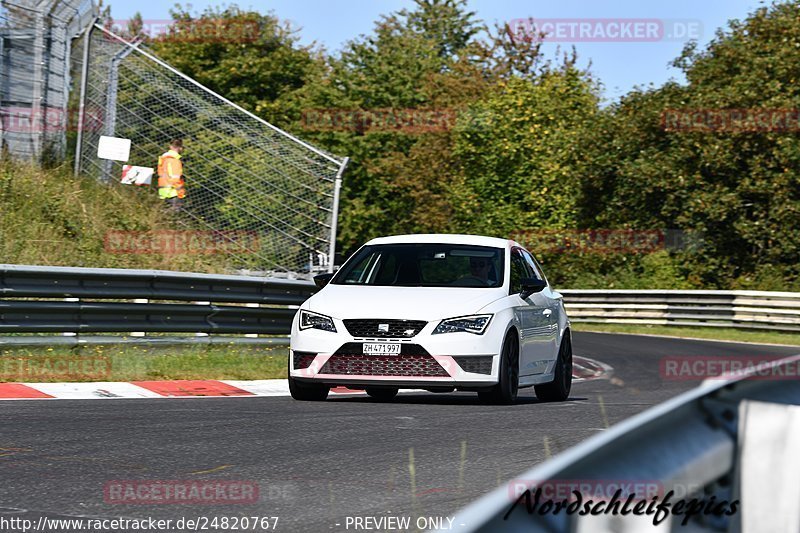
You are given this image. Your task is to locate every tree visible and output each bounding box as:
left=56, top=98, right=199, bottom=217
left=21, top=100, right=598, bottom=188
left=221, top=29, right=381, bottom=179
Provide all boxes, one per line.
left=147, top=5, right=321, bottom=127
left=288, top=0, right=487, bottom=255
left=575, top=1, right=800, bottom=289
left=449, top=68, right=600, bottom=236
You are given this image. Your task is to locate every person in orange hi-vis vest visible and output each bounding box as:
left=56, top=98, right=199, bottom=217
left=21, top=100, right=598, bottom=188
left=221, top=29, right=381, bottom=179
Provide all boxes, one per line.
left=157, top=138, right=186, bottom=210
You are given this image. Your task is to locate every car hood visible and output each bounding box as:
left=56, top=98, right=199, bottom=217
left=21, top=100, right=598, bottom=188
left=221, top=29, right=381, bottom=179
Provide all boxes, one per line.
left=306, top=284, right=507, bottom=321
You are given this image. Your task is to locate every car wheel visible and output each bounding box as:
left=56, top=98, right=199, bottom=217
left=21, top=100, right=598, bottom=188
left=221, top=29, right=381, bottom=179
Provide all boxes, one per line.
left=478, top=331, right=519, bottom=405
left=365, top=387, right=399, bottom=401
left=534, top=332, right=572, bottom=402
left=288, top=359, right=329, bottom=401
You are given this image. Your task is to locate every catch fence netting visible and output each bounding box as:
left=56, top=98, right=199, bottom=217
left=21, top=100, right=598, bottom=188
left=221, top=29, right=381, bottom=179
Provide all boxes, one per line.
left=0, top=0, right=94, bottom=161
left=74, top=24, right=347, bottom=276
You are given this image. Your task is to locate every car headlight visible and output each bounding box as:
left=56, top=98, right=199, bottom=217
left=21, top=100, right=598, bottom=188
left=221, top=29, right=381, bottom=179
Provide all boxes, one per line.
left=299, top=310, right=337, bottom=332
left=432, top=314, right=493, bottom=335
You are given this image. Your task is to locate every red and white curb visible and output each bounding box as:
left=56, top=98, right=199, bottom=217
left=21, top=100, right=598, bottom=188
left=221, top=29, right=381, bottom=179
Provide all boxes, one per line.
left=0, top=380, right=368, bottom=400
left=0, top=356, right=610, bottom=400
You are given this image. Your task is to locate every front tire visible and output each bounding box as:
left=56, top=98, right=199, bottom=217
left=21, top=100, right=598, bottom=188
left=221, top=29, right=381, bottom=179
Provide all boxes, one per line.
left=534, top=332, right=572, bottom=402
left=478, top=332, right=519, bottom=405
left=365, top=387, right=399, bottom=401
left=288, top=358, right=329, bottom=401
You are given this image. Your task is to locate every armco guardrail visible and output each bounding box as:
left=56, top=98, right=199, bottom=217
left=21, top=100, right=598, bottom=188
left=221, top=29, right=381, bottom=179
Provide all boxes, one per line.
left=0, top=264, right=315, bottom=337
left=1, top=265, right=798, bottom=342
left=561, top=289, right=800, bottom=332
left=440, top=355, right=800, bottom=532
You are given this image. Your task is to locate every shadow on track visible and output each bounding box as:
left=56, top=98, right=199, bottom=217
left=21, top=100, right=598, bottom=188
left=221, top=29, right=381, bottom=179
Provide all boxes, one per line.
left=329, top=393, right=589, bottom=406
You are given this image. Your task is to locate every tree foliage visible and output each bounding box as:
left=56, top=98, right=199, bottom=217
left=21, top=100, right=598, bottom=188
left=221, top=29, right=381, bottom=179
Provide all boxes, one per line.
left=146, top=5, right=320, bottom=127
left=129, top=0, right=800, bottom=289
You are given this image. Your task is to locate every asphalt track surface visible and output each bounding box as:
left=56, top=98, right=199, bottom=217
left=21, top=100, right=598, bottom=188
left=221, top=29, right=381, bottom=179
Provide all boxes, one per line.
left=1, top=332, right=797, bottom=532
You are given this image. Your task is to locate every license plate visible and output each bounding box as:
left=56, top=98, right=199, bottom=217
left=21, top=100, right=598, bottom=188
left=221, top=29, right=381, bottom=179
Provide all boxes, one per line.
left=363, top=343, right=401, bottom=355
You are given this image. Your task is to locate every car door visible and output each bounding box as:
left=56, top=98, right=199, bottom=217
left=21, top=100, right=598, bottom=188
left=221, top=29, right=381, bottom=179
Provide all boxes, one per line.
left=521, top=249, right=560, bottom=367
left=509, top=248, right=551, bottom=376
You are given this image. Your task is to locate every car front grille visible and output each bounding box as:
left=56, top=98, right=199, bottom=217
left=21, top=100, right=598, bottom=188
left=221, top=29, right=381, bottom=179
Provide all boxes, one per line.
left=293, top=351, right=316, bottom=370
left=452, top=356, right=494, bottom=375
left=343, top=319, right=427, bottom=338
left=319, top=354, right=449, bottom=377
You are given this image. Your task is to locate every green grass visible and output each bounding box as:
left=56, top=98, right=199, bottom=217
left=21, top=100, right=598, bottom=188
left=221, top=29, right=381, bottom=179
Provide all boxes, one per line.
left=0, top=344, right=289, bottom=382
left=1, top=325, right=797, bottom=384
left=0, top=159, right=232, bottom=272
left=572, top=322, right=800, bottom=346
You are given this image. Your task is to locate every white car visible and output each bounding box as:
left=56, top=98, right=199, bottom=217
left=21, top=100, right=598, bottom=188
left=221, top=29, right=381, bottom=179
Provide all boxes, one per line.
left=289, top=234, right=572, bottom=404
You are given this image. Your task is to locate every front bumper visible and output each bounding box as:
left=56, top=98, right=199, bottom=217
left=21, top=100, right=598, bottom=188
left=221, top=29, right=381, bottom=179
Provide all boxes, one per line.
left=290, top=318, right=503, bottom=387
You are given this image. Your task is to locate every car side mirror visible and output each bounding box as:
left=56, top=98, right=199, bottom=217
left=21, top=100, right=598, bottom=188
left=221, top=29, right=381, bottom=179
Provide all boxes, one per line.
left=313, top=272, right=334, bottom=290
left=520, top=277, right=547, bottom=299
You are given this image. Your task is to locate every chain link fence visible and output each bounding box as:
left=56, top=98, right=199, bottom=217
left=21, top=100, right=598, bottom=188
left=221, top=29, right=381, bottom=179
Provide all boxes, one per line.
left=0, top=0, right=94, bottom=161
left=73, top=24, right=348, bottom=277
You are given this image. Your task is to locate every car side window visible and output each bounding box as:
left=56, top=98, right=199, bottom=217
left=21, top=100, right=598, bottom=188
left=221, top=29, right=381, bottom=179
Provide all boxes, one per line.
left=521, top=250, right=544, bottom=281
left=531, top=255, right=549, bottom=285
left=509, top=250, right=528, bottom=295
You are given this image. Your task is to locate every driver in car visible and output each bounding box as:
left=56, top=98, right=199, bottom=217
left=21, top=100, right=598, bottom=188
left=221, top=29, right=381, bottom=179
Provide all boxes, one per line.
left=460, top=256, right=496, bottom=286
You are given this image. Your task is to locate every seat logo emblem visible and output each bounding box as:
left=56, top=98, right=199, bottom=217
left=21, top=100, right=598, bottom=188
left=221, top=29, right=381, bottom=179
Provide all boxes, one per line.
left=378, top=323, right=389, bottom=332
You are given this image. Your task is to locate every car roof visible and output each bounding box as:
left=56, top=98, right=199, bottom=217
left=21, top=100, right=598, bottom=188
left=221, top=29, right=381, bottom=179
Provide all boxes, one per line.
left=365, top=234, right=516, bottom=249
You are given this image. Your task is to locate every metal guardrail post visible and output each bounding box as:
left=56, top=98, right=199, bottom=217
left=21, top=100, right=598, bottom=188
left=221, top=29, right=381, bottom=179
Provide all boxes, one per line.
left=245, top=303, right=259, bottom=338
left=130, top=298, right=147, bottom=337
left=194, top=301, right=210, bottom=337
left=62, top=296, right=79, bottom=337
left=735, top=399, right=800, bottom=533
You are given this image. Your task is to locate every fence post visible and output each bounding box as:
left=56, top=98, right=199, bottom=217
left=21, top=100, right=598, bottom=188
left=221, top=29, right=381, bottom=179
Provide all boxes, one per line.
left=57, top=21, right=70, bottom=161
left=0, top=34, right=5, bottom=151
left=30, top=11, right=46, bottom=161
left=74, top=18, right=98, bottom=176
left=101, top=38, right=142, bottom=182
left=327, top=157, right=349, bottom=273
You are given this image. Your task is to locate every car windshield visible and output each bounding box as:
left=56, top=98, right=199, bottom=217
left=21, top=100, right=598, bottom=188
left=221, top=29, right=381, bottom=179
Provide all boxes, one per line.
left=332, top=243, right=504, bottom=288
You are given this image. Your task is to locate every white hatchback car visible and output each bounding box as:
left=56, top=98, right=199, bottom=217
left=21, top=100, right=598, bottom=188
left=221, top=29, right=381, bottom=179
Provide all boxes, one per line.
left=289, top=234, right=572, bottom=404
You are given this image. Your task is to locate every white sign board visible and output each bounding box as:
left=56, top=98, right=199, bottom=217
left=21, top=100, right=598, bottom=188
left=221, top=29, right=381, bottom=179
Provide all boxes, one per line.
left=121, top=165, right=154, bottom=186
left=97, top=135, right=131, bottom=162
